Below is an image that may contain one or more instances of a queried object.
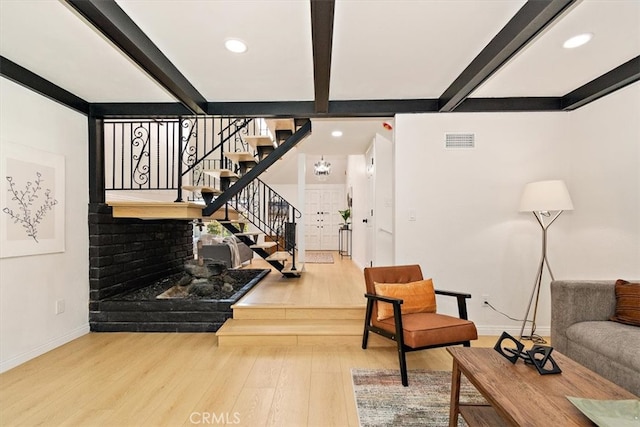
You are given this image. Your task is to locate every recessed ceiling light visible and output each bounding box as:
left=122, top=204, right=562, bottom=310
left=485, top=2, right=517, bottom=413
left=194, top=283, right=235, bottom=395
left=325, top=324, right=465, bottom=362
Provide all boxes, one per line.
left=331, top=130, right=343, bottom=137
left=563, top=33, right=593, bottom=49
left=225, top=38, right=247, bottom=53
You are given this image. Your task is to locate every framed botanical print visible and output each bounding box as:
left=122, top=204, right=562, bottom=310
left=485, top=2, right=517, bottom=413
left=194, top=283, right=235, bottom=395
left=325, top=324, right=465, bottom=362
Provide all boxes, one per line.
left=1, top=142, right=65, bottom=258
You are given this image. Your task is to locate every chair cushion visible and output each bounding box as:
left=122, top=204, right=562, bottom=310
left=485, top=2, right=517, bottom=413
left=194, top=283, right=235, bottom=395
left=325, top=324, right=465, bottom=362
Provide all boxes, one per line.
left=374, top=312, right=478, bottom=348
left=609, top=279, right=640, bottom=327
left=374, top=279, right=437, bottom=321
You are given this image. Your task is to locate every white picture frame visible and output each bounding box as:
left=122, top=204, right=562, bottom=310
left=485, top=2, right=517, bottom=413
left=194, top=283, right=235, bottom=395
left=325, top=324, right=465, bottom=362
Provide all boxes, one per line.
left=0, top=143, right=65, bottom=258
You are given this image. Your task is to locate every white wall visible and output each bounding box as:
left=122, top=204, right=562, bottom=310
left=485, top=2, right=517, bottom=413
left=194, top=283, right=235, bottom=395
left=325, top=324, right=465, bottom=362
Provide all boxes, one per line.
left=372, top=133, right=394, bottom=266
left=394, top=96, right=639, bottom=336
left=0, top=79, right=89, bottom=372
left=564, top=82, right=640, bottom=278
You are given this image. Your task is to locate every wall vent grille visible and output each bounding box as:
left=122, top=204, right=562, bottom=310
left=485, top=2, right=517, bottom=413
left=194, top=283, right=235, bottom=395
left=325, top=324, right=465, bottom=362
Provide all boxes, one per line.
left=445, top=133, right=475, bottom=149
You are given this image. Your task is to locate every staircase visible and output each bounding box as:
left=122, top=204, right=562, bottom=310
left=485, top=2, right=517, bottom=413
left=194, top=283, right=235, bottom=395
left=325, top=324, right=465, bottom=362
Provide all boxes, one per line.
left=103, top=116, right=311, bottom=276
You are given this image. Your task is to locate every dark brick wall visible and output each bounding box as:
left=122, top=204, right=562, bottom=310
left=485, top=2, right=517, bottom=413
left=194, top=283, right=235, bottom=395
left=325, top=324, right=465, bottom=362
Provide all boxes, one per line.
left=88, top=203, right=193, bottom=302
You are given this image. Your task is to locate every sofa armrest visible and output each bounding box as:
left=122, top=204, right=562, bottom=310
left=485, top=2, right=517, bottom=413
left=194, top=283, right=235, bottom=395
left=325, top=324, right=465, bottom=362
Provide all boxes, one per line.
left=550, top=280, right=616, bottom=353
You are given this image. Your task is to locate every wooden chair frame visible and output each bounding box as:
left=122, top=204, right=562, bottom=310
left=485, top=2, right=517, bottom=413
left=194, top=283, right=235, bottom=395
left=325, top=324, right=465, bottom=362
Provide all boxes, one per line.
left=363, top=286, right=473, bottom=386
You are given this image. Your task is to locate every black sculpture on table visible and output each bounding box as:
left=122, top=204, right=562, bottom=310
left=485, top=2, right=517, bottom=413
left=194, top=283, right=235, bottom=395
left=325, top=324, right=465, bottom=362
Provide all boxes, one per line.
left=493, top=331, right=562, bottom=375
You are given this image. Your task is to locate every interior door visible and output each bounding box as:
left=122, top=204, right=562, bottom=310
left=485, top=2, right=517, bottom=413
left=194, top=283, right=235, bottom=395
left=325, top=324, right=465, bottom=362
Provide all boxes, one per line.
left=304, top=188, right=343, bottom=251
left=320, top=189, right=341, bottom=250
left=365, top=145, right=375, bottom=266
left=305, top=190, right=321, bottom=250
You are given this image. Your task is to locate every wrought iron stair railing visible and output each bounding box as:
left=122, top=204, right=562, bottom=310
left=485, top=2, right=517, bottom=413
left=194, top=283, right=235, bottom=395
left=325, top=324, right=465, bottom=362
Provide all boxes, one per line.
left=221, top=177, right=301, bottom=272
left=103, top=116, right=310, bottom=275
left=177, top=116, right=258, bottom=200
left=103, top=116, right=258, bottom=194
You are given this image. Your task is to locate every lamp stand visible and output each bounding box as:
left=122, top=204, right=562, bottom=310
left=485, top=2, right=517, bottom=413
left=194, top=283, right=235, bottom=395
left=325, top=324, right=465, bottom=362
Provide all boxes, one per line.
left=519, top=210, right=564, bottom=341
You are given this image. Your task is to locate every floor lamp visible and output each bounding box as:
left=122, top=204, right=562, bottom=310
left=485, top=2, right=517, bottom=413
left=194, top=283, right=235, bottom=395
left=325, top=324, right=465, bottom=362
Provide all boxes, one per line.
left=518, top=180, right=573, bottom=341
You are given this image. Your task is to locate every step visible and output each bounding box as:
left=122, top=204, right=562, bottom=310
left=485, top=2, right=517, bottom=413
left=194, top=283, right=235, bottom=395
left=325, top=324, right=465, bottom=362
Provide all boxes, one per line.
left=244, top=135, right=275, bottom=148
left=202, top=169, right=239, bottom=180
left=224, top=152, right=255, bottom=163
left=216, top=318, right=393, bottom=347
left=281, top=262, right=304, bottom=277
left=108, top=201, right=206, bottom=220
left=182, top=185, right=222, bottom=195
left=266, top=118, right=296, bottom=136
left=231, top=305, right=365, bottom=321
left=250, top=241, right=277, bottom=249
left=265, top=251, right=290, bottom=262
left=107, top=201, right=238, bottom=221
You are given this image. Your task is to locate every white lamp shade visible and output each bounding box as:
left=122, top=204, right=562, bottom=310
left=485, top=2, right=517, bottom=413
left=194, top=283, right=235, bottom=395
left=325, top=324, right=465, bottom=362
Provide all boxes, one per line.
left=519, top=180, right=574, bottom=212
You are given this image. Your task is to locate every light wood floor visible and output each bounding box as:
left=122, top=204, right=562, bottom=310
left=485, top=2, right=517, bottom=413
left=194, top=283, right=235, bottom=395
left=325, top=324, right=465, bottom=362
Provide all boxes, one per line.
left=1, top=253, right=500, bottom=427
left=236, top=252, right=365, bottom=308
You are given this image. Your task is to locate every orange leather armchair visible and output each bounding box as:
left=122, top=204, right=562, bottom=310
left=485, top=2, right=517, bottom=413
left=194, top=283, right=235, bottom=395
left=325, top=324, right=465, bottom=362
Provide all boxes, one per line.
left=362, top=264, right=478, bottom=386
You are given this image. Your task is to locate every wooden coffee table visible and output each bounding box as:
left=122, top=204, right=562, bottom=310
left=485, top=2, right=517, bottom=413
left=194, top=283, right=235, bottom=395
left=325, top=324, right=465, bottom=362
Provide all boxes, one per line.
left=447, top=347, right=637, bottom=426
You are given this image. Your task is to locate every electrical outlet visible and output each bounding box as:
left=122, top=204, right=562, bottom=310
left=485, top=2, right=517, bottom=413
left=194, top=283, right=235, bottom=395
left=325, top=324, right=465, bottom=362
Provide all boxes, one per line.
left=482, top=294, right=490, bottom=307
left=55, top=299, right=65, bottom=315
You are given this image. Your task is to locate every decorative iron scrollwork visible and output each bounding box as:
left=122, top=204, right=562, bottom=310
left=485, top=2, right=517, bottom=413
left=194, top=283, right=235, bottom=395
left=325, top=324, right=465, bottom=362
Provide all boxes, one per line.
left=132, top=125, right=150, bottom=186
left=181, top=118, right=198, bottom=167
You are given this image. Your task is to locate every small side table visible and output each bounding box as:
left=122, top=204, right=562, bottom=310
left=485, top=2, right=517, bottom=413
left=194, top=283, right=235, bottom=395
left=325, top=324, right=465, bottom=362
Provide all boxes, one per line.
left=338, top=227, right=352, bottom=258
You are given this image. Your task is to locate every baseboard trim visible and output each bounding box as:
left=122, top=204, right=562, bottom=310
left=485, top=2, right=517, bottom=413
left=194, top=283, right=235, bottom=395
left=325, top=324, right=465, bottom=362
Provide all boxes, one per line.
left=0, top=324, right=90, bottom=373
left=476, top=325, right=550, bottom=338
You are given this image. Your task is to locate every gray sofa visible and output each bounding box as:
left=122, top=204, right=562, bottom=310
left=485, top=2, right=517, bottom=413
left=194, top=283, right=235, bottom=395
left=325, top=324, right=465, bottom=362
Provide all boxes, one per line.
left=551, top=280, right=640, bottom=396
left=198, top=236, right=253, bottom=268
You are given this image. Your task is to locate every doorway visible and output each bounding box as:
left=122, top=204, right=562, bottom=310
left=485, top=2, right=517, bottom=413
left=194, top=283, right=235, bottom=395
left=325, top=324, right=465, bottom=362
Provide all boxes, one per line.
left=304, top=187, right=344, bottom=250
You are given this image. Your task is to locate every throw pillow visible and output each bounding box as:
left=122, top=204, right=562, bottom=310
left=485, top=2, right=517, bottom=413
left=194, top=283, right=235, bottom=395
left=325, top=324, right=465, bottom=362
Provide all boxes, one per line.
left=374, top=279, right=437, bottom=321
left=609, top=279, right=640, bottom=327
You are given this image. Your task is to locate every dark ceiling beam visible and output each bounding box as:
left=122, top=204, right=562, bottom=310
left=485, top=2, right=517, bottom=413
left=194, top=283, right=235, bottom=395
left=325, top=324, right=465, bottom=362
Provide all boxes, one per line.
left=209, top=99, right=439, bottom=117
left=310, top=0, right=335, bottom=114
left=455, top=97, right=561, bottom=112
left=1, top=56, right=90, bottom=115
left=561, top=56, right=640, bottom=111
left=95, top=97, right=571, bottom=118
left=64, top=0, right=207, bottom=115
left=208, top=101, right=315, bottom=117
left=90, top=103, right=192, bottom=118
left=329, top=99, right=439, bottom=116
left=438, top=0, right=577, bottom=112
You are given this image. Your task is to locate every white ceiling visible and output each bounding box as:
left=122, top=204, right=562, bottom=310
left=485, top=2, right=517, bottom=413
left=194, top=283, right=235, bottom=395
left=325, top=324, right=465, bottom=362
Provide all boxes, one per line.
left=1, top=0, right=639, bottom=160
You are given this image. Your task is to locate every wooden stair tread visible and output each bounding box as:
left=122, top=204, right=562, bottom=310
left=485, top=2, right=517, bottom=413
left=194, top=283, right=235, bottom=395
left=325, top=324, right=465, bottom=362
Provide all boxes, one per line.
left=107, top=201, right=235, bottom=221
left=182, top=185, right=222, bottom=195
left=224, top=152, right=255, bottom=163
left=215, top=318, right=395, bottom=347
left=282, top=262, right=303, bottom=275
left=244, top=135, right=275, bottom=148
left=250, top=241, right=277, bottom=249
left=202, top=169, right=239, bottom=179
left=230, top=305, right=365, bottom=320
left=265, top=251, right=289, bottom=261
left=216, top=319, right=363, bottom=336
left=266, top=118, right=295, bottom=135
